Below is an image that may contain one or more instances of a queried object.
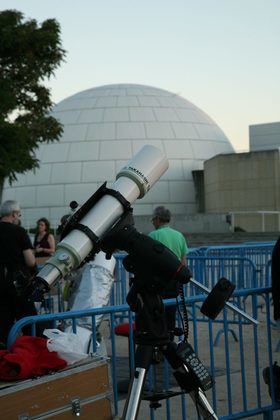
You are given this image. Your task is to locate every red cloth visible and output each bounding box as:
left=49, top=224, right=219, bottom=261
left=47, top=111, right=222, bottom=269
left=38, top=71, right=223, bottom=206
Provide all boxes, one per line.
left=0, top=336, right=67, bottom=380
left=114, top=322, right=135, bottom=336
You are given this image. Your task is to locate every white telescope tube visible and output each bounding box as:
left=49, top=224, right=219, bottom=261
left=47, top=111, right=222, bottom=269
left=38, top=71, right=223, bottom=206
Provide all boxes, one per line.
left=37, top=145, right=169, bottom=289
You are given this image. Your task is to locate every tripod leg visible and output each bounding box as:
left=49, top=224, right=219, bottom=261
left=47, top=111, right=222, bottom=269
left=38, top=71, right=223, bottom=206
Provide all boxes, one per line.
left=163, top=342, right=218, bottom=420
left=122, top=345, right=153, bottom=420
left=189, top=388, right=218, bottom=420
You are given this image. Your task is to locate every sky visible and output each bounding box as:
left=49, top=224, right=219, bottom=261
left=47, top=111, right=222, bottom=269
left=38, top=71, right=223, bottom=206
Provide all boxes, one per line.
left=2, top=0, right=280, bottom=151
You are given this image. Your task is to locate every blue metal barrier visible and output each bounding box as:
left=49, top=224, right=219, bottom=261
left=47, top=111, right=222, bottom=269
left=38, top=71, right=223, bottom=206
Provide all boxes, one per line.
left=36, top=244, right=273, bottom=315
left=111, top=251, right=268, bottom=306
left=203, top=244, right=274, bottom=287
left=187, top=256, right=258, bottom=290
left=41, top=252, right=265, bottom=318
left=6, top=287, right=280, bottom=419
left=111, top=255, right=260, bottom=307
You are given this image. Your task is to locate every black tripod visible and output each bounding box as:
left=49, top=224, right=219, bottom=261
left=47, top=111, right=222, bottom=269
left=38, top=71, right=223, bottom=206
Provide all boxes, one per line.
left=121, top=280, right=218, bottom=420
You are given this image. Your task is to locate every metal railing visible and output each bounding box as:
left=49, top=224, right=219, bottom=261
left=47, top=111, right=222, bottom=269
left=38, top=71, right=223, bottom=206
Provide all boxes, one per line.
left=189, top=243, right=274, bottom=289
left=36, top=241, right=274, bottom=312
left=6, top=287, right=280, bottom=419
left=187, top=256, right=258, bottom=290
left=228, top=211, right=280, bottom=232
left=36, top=252, right=272, bottom=317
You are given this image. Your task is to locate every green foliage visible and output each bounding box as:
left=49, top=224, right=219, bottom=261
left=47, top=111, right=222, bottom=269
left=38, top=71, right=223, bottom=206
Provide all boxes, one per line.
left=0, top=9, right=66, bottom=184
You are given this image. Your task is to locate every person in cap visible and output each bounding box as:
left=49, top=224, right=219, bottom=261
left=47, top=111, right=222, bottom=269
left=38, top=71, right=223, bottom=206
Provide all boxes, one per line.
left=149, top=206, right=188, bottom=265
left=149, top=206, right=189, bottom=336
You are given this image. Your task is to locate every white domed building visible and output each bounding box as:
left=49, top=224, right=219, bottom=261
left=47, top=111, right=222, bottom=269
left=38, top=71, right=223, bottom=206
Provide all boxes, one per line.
left=2, top=84, right=234, bottom=228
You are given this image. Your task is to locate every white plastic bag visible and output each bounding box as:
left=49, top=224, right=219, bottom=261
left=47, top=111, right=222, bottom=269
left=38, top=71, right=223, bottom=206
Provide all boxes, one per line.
left=64, top=325, right=92, bottom=354
left=43, top=329, right=88, bottom=365
left=64, top=325, right=108, bottom=357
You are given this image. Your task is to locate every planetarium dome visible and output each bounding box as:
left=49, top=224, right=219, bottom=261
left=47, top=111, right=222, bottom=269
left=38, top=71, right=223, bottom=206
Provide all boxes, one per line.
left=2, top=84, right=234, bottom=227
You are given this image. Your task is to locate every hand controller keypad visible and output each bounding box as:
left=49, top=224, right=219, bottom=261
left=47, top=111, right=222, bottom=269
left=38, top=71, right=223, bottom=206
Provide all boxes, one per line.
left=177, top=342, right=213, bottom=391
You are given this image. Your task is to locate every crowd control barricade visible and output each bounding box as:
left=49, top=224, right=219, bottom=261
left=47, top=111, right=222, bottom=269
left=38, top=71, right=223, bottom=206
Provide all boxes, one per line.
left=6, top=287, right=280, bottom=419
left=203, top=244, right=274, bottom=288
left=111, top=248, right=270, bottom=307
left=36, top=251, right=270, bottom=318
left=36, top=242, right=273, bottom=313
left=187, top=256, right=258, bottom=291
left=185, top=257, right=267, bottom=345
left=35, top=242, right=274, bottom=314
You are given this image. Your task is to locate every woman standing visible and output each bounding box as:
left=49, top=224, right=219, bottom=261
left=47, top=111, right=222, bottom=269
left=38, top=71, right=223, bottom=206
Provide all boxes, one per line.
left=34, top=218, right=55, bottom=257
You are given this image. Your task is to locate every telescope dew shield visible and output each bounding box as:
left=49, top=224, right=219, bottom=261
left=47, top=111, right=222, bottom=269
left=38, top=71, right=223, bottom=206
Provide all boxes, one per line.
left=116, top=145, right=169, bottom=198
left=36, top=145, right=169, bottom=289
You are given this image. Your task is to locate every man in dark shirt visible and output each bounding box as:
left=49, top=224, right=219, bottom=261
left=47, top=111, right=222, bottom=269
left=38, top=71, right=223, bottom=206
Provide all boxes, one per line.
left=0, top=200, right=38, bottom=345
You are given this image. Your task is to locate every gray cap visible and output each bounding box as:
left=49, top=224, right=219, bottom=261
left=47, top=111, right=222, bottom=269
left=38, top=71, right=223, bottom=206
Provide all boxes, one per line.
left=152, top=206, right=171, bottom=223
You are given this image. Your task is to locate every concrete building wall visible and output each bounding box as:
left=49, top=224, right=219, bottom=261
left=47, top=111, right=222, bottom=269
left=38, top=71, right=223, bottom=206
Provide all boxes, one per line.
left=204, top=149, right=280, bottom=231
left=250, top=122, right=280, bottom=151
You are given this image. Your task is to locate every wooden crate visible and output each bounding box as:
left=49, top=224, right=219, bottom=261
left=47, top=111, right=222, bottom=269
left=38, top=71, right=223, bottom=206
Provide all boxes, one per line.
left=0, top=357, right=112, bottom=419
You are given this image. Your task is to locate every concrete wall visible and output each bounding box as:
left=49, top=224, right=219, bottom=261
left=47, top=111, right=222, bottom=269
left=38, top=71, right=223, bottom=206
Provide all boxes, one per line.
left=204, top=149, right=280, bottom=231
left=250, top=122, right=280, bottom=151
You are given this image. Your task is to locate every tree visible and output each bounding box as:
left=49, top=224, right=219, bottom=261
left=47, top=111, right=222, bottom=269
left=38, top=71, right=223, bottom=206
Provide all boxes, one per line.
left=0, top=9, right=66, bottom=200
